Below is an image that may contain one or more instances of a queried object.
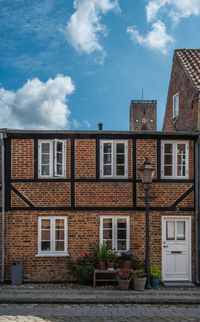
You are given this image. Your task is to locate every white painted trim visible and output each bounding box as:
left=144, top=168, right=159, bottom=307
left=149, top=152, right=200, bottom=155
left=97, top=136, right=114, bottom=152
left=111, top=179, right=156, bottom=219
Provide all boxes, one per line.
left=162, top=216, right=191, bottom=282
left=38, top=216, right=68, bottom=256
left=100, top=140, right=128, bottom=179
left=100, top=216, right=130, bottom=251
left=161, top=140, right=189, bottom=179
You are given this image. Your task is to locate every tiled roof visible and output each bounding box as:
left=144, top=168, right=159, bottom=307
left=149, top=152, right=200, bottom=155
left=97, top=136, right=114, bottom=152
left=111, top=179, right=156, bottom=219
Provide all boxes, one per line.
left=175, top=49, right=200, bottom=91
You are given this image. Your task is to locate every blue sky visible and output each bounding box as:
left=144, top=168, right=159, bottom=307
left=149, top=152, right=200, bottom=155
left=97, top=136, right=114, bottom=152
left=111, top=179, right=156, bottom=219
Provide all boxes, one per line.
left=0, top=0, right=200, bottom=131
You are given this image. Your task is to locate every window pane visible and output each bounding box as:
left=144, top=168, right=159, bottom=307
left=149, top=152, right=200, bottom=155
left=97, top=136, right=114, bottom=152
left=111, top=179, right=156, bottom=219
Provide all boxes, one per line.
left=103, top=219, right=112, bottom=228
left=57, top=153, right=63, bottom=163
left=117, top=219, right=126, bottom=229
left=42, top=154, right=50, bottom=164
left=41, top=219, right=50, bottom=229
left=103, top=240, right=112, bottom=248
left=117, top=155, right=124, bottom=164
left=164, top=165, right=172, bottom=176
left=116, top=165, right=124, bottom=176
left=177, top=144, right=186, bottom=177
left=117, top=230, right=126, bottom=239
left=117, top=240, right=126, bottom=250
left=116, top=143, right=124, bottom=153
left=41, top=230, right=50, bottom=240
left=55, top=241, right=64, bottom=251
left=173, top=94, right=179, bottom=117
left=103, top=230, right=112, bottom=239
left=57, top=164, right=63, bottom=175
left=166, top=221, right=175, bottom=240
left=177, top=221, right=185, bottom=240
left=42, top=143, right=50, bottom=153
left=104, top=165, right=111, bottom=175
left=57, top=142, right=63, bottom=152
left=56, top=230, right=64, bottom=240
left=104, top=154, right=111, bottom=164
left=41, top=241, right=50, bottom=251
left=164, top=155, right=172, bottom=165
left=42, top=165, right=50, bottom=176
left=164, top=144, right=172, bottom=154
left=56, top=219, right=64, bottom=229
left=104, top=143, right=111, bottom=153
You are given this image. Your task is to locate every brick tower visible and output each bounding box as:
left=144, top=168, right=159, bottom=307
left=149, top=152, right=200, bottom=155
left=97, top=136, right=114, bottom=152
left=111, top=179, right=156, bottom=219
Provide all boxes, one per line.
left=129, top=100, right=157, bottom=131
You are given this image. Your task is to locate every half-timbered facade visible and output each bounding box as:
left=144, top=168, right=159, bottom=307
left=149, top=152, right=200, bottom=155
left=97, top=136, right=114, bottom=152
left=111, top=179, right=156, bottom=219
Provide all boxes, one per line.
left=0, top=129, right=197, bottom=282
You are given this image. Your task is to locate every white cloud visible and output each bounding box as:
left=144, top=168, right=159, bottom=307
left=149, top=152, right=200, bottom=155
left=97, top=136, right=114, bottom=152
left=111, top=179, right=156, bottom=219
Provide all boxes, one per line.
left=83, top=120, right=91, bottom=128
left=146, top=0, right=200, bottom=23
left=0, top=75, right=75, bottom=130
left=65, top=0, right=119, bottom=54
left=72, top=119, right=81, bottom=129
left=127, top=20, right=174, bottom=54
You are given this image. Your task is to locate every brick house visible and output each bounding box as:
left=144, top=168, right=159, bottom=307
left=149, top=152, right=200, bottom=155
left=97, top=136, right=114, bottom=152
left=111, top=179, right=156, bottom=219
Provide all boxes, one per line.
left=0, top=129, right=197, bottom=283
left=163, top=49, right=200, bottom=132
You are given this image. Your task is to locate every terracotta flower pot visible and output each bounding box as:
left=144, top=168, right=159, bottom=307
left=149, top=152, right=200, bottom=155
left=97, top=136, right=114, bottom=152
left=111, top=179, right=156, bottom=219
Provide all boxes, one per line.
left=123, top=261, right=132, bottom=269
left=107, top=262, right=115, bottom=270
left=99, top=262, right=106, bottom=270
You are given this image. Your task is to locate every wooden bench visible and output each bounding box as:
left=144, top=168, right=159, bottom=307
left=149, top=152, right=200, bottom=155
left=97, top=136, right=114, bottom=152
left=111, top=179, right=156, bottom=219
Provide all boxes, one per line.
left=93, top=269, right=118, bottom=287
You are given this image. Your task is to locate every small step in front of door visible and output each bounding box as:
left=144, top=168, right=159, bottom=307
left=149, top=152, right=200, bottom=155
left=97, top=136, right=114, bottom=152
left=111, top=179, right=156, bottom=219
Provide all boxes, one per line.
left=163, top=281, right=196, bottom=287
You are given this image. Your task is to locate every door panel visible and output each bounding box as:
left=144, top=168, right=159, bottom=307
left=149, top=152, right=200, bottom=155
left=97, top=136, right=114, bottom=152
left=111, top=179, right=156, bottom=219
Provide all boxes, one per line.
left=162, top=217, right=191, bottom=281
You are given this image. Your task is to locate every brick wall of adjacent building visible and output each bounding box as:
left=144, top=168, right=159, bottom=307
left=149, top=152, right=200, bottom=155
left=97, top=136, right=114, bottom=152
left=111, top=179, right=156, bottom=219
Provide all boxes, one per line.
left=163, top=54, right=199, bottom=131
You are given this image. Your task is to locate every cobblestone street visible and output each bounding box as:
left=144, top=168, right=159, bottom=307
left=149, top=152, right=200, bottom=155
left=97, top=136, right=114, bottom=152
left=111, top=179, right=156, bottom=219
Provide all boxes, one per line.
left=0, top=304, right=200, bottom=321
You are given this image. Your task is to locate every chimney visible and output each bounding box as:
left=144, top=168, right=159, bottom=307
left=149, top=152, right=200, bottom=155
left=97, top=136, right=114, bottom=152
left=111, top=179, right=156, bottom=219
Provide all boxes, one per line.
left=98, top=123, right=103, bottom=131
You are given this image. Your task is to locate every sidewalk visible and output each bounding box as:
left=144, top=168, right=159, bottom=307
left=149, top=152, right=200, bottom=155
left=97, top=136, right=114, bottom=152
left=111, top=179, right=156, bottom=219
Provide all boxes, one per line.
left=0, top=284, right=200, bottom=305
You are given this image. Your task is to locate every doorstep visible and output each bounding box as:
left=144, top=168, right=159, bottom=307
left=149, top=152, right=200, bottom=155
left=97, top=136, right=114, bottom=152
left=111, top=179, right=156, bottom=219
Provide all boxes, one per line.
left=162, top=281, right=196, bottom=288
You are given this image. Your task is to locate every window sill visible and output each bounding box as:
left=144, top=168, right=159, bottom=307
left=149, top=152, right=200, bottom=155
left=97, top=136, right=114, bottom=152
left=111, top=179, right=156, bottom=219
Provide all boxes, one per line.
left=35, top=253, right=69, bottom=257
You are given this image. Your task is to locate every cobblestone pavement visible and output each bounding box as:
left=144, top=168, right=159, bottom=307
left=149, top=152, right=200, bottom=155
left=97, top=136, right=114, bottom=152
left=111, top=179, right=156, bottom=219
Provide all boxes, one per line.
left=0, top=304, right=200, bottom=321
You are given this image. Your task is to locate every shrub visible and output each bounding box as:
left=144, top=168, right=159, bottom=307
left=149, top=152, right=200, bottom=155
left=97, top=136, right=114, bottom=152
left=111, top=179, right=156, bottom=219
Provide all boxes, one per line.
left=98, top=244, right=108, bottom=262
left=150, top=264, right=161, bottom=278
left=106, top=249, right=117, bottom=263
left=121, top=250, right=133, bottom=261
left=133, top=268, right=146, bottom=278
left=116, top=269, right=132, bottom=280
left=68, top=251, right=97, bottom=284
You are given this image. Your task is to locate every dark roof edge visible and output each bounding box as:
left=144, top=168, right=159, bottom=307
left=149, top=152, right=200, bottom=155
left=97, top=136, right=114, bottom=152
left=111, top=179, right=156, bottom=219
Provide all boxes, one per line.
left=0, top=128, right=199, bottom=136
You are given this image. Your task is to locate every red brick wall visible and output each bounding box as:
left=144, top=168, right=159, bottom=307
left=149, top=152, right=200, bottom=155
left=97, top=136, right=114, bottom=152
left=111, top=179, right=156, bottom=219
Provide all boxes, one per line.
left=75, top=139, right=96, bottom=179
left=136, top=139, right=157, bottom=179
left=11, top=139, right=34, bottom=179
left=4, top=210, right=195, bottom=282
left=163, top=54, right=199, bottom=131
left=75, top=182, right=133, bottom=207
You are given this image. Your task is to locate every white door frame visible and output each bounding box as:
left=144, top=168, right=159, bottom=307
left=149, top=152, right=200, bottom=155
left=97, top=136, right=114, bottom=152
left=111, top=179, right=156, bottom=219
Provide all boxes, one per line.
left=162, top=216, right=192, bottom=281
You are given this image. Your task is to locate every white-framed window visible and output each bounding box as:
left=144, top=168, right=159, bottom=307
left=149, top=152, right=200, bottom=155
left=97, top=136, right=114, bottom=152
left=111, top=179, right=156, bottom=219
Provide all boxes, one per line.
left=38, top=140, right=66, bottom=178
left=37, top=217, right=68, bottom=256
left=100, top=140, right=128, bottom=178
left=173, top=93, right=179, bottom=118
left=161, top=141, right=189, bottom=179
left=100, top=216, right=130, bottom=251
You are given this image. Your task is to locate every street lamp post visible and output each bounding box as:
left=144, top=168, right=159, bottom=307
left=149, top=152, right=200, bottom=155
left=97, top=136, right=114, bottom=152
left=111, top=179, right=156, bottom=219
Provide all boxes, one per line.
left=139, top=157, right=155, bottom=289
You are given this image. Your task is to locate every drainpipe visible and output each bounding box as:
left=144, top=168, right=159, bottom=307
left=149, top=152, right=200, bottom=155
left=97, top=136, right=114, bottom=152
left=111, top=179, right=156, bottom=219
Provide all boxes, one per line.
left=1, top=132, right=5, bottom=283
left=195, top=134, right=200, bottom=284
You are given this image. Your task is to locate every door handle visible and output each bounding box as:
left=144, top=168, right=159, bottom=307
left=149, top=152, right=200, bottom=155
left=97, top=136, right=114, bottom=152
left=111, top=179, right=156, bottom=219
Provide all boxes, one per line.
left=171, top=251, right=181, bottom=254
left=163, top=245, right=168, bottom=248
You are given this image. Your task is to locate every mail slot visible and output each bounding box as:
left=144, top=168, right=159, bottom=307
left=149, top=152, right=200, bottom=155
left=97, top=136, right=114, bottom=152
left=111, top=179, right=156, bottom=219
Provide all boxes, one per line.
left=171, top=251, right=181, bottom=254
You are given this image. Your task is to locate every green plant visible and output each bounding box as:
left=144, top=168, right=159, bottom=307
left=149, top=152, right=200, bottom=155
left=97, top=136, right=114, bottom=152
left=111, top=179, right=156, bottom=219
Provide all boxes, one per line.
left=116, top=269, right=132, bottom=280
left=133, top=268, right=146, bottom=278
left=98, top=244, right=108, bottom=262
left=106, top=249, right=117, bottom=263
left=121, top=250, right=133, bottom=261
left=68, top=251, right=97, bottom=283
left=132, top=256, right=146, bottom=269
left=150, top=264, right=161, bottom=278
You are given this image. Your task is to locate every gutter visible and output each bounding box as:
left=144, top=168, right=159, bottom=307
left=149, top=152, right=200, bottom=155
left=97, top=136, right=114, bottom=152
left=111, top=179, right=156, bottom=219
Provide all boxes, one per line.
left=0, top=132, right=5, bottom=282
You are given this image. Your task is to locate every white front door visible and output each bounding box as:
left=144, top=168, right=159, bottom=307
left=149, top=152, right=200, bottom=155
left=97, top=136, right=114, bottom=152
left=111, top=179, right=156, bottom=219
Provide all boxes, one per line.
left=162, top=216, right=191, bottom=281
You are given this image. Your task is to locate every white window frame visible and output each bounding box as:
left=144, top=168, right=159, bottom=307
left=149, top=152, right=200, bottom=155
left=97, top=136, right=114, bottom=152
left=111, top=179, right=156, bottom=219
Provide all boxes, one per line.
left=173, top=93, right=179, bottom=118
left=161, top=140, right=189, bottom=179
left=38, top=140, right=66, bottom=178
left=100, top=216, right=130, bottom=251
left=100, top=140, right=128, bottom=178
left=36, top=216, right=68, bottom=257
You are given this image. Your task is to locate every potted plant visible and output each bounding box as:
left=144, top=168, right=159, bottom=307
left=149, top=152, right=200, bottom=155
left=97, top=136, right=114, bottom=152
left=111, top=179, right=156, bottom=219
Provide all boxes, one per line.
left=106, top=249, right=117, bottom=270
left=133, top=268, right=147, bottom=291
left=98, top=244, right=108, bottom=270
left=116, top=269, right=132, bottom=290
left=122, top=250, right=133, bottom=269
left=150, top=264, right=161, bottom=288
